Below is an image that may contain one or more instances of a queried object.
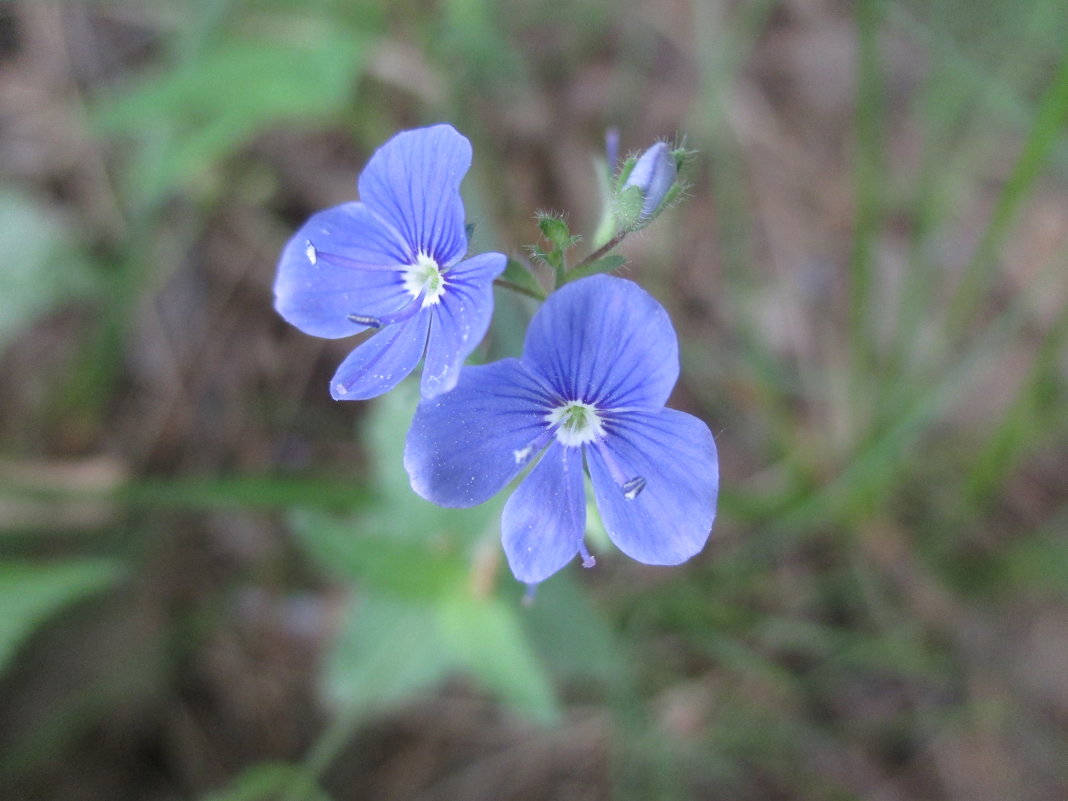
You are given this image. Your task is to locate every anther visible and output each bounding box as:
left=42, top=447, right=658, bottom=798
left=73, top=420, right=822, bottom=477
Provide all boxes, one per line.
left=621, top=476, right=646, bottom=500
left=578, top=541, right=597, bottom=568
left=348, top=313, right=382, bottom=328
left=512, top=426, right=558, bottom=467
left=595, top=443, right=647, bottom=500
left=348, top=290, right=427, bottom=329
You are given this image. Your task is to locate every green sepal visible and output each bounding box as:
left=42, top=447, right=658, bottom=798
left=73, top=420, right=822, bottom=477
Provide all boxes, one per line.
left=614, top=155, right=637, bottom=190
left=536, top=213, right=572, bottom=250
left=614, top=185, right=644, bottom=231
left=640, top=182, right=685, bottom=226
left=671, top=143, right=696, bottom=172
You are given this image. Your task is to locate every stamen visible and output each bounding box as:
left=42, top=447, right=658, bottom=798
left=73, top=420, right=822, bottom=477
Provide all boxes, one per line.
left=594, top=443, right=646, bottom=501
left=348, top=290, right=427, bottom=329
left=307, top=242, right=404, bottom=272
left=578, top=541, right=597, bottom=569
left=512, top=426, right=558, bottom=466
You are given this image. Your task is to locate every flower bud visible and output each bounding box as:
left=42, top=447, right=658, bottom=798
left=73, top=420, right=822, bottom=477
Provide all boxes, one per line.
left=622, top=141, right=676, bottom=221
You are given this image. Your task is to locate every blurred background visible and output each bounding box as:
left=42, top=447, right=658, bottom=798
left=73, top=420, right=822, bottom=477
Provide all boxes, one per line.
left=1, top=1, right=1067, bottom=799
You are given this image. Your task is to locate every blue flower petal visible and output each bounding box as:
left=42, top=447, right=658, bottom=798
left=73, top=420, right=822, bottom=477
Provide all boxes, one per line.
left=501, top=442, right=586, bottom=584
left=330, top=311, right=431, bottom=400
left=522, top=275, right=679, bottom=409
left=405, top=359, right=556, bottom=507
left=357, top=124, right=470, bottom=267
left=274, top=202, right=410, bottom=339
left=587, top=408, right=717, bottom=565
left=420, top=252, right=507, bottom=398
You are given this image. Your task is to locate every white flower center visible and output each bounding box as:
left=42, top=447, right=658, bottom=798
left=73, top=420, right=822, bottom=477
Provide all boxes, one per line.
left=546, top=401, right=606, bottom=447
left=402, top=251, right=446, bottom=307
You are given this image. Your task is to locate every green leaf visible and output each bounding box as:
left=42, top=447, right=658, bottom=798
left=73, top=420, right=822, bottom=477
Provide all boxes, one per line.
left=290, top=509, right=468, bottom=600
left=0, top=192, right=95, bottom=356
left=519, top=571, right=624, bottom=686
left=0, top=559, right=122, bottom=674
left=92, top=33, right=365, bottom=201
left=325, top=595, right=453, bottom=713
left=200, top=762, right=331, bottom=801
left=562, top=254, right=626, bottom=285
left=438, top=595, right=560, bottom=724
left=287, top=379, right=504, bottom=597
left=498, top=257, right=546, bottom=300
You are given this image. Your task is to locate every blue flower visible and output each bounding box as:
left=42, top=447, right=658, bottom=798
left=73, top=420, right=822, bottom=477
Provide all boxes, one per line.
left=404, top=275, right=718, bottom=584
left=274, top=124, right=506, bottom=400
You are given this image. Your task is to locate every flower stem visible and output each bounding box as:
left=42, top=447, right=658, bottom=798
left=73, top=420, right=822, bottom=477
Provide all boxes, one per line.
left=569, top=230, right=628, bottom=276
left=493, top=277, right=546, bottom=301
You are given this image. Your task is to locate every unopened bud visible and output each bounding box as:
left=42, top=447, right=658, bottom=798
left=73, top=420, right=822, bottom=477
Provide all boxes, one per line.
left=622, top=141, right=676, bottom=221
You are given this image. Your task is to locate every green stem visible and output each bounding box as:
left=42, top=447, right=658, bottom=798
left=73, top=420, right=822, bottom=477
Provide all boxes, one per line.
left=569, top=230, right=628, bottom=278
left=283, top=713, right=364, bottom=801
left=493, top=278, right=546, bottom=301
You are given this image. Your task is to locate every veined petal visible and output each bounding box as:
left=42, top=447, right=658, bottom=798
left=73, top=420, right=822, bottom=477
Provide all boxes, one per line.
left=274, top=202, right=410, bottom=339
left=330, top=311, right=431, bottom=400
left=421, top=252, right=507, bottom=398
left=587, top=408, right=717, bottom=566
left=501, top=442, right=586, bottom=584
left=522, top=275, right=679, bottom=410
left=358, top=124, right=470, bottom=267
left=405, top=359, right=556, bottom=507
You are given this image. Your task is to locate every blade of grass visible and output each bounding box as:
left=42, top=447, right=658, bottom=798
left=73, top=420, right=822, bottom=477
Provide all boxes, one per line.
left=887, top=0, right=1068, bottom=385
left=759, top=232, right=1068, bottom=541
left=0, top=474, right=372, bottom=515
left=851, top=0, right=885, bottom=402
left=964, top=271, right=1068, bottom=503
left=944, top=45, right=1068, bottom=338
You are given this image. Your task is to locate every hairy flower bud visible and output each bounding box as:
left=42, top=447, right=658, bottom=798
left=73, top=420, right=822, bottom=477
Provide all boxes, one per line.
left=621, top=141, right=677, bottom=224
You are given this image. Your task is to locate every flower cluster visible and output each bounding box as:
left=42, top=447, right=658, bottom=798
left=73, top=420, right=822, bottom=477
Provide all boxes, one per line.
left=275, top=124, right=718, bottom=585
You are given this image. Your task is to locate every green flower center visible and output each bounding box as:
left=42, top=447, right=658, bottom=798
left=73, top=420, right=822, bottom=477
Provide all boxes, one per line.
left=547, top=401, right=606, bottom=447
left=403, top=251, right=446, bottom=306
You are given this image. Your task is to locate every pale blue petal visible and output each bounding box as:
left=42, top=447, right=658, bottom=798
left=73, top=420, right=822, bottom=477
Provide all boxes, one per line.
left=587, top=408, right=717, bottom=565
left=625, top=142, right=676, bottom=218
left=501, top=443, right=586, bottom=584
left=330, top=312, right=431, bottom=400
left=274, top=202, right=410, bottom=339
left=420, top=252, right=507, bottom=398
left=357, top=124, right=470, bottom=267
left=522, top=275, right=678, bottom=409
left=405, top=359, right=556, bottom=507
